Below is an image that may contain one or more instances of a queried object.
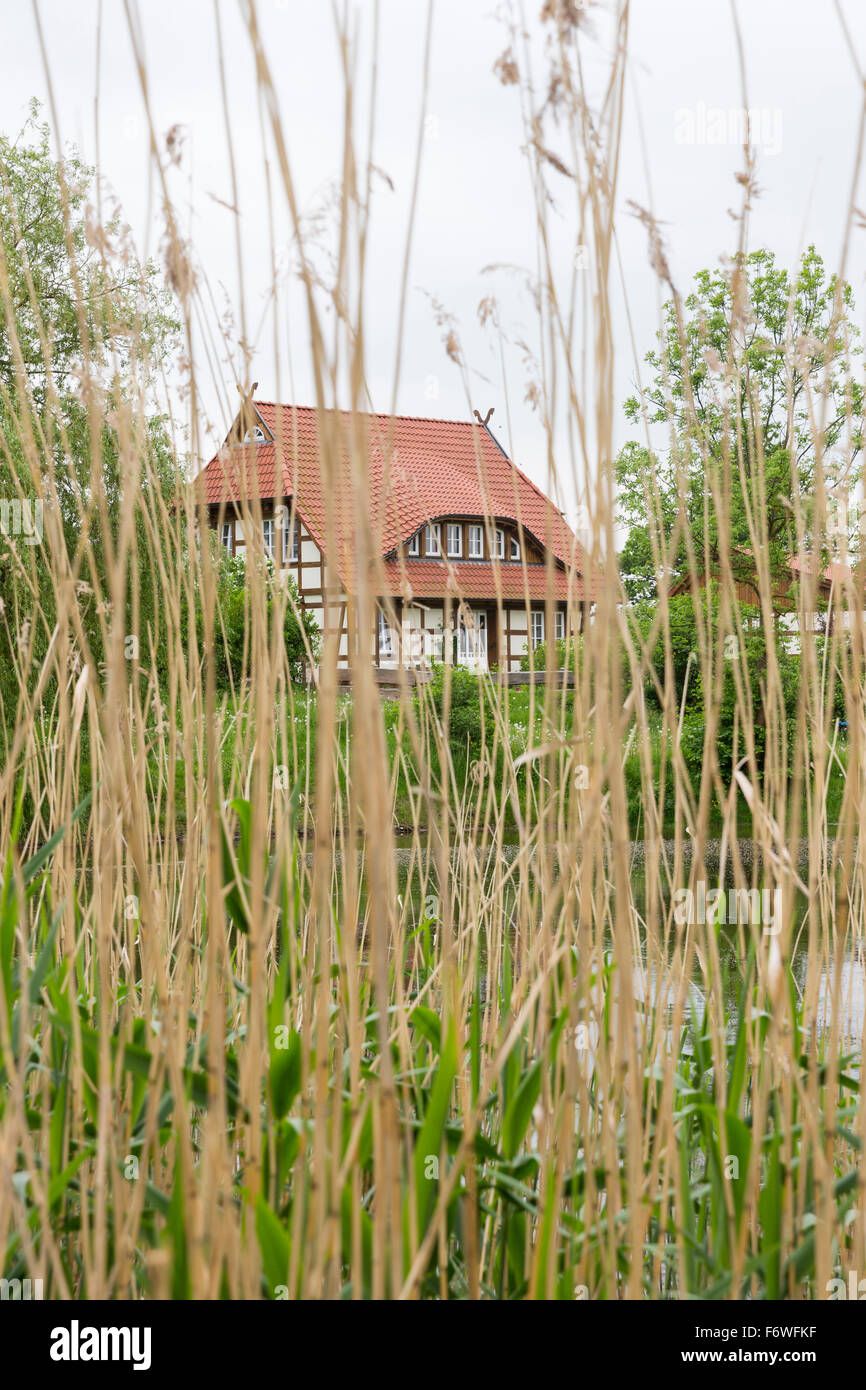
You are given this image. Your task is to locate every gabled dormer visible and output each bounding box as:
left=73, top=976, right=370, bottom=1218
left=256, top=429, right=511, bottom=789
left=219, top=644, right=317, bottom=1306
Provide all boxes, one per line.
left=224, top=384, right=274, bottom=448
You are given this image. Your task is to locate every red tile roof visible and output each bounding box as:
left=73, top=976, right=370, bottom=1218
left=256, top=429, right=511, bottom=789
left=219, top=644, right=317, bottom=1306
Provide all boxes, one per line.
left=196, top=443, right=282, bottom=506
left=194, top=403, right=593, bottom=594
left=669, top=550, right=866, bottom=619
left=786, top=554, right=853, bottom=586
left=379, top=559, right=583, bottom=602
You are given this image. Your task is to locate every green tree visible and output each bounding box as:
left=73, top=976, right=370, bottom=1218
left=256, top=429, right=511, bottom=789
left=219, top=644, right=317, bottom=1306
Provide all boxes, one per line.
left=679, top=604, right=802, bottom=788
left=616, top=246, right=864, bottom=601
left=630, top=590, right=701, bottom=710
left=0, top=101, right=182, bottom=729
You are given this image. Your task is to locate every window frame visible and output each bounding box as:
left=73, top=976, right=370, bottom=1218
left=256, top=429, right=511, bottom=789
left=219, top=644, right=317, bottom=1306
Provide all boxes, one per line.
left=262, top=517, right=275, bottom=557
left=281, top=515, right=300, bottom=564
left=221, top=521, right=232, bottom=553
left=555, top=609, right=565, bottom=642
left=447, top=523, right=463, bottom=558
left=468, top=524, right=483, bottom=559
left=495, top=528, right=505, bottom=560
left=425, top=523, right=441, bottom=557
left=531, top=610, right=545, bottom=648
left=408, top=531, right=420, bottom=557
left=510, top=534, right=521, bottom=561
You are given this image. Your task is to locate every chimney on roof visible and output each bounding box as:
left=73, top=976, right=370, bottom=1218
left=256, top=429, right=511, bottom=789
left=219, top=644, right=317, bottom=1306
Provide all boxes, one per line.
left=473, top=407, right=494, bottom=427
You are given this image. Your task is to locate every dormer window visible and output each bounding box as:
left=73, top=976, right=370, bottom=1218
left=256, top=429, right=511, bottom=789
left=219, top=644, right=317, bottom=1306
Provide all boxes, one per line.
left=468, top=525, right=483, bottom=559
left=510, top=535, right=520, bottom=561
left=425, top=523, right=441, bottom=557
left=244, top=425, right=266, bottom=444
left=495, top=528, right=505, bottom=559
left=408, top=531, right=419, bottom=556
left=447, top=524, right=462, bottom=558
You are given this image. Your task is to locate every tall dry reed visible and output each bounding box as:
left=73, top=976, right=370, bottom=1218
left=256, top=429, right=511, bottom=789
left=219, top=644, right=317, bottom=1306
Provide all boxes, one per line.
left=0, top=0, right=863, bottom=1300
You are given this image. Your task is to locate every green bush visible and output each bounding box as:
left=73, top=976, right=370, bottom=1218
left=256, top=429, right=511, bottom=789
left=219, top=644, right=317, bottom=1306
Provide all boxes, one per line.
left=211, top=553, right=320, bottom=692
left=519, top=637, right=579, bottom=671
left=630, top=591, right=703, bottom=710
left=420, top=664, right=493, bottom=762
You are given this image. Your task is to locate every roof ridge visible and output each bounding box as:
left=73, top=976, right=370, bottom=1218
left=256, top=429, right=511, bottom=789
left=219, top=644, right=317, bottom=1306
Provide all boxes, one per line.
left=256, top=400, right=513, bottom=430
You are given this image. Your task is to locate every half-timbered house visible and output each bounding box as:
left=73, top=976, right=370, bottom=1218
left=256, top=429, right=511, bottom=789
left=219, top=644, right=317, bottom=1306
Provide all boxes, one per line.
left=194, top=394, right=594, bottom=672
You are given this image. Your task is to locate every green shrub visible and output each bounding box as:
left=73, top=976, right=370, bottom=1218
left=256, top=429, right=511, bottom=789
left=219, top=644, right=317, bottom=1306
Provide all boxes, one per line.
left=519, top=637, right=578, bottom=671
left=211, top=553, right=319, bottom=691
left=420, top=663, right=493, bottom=762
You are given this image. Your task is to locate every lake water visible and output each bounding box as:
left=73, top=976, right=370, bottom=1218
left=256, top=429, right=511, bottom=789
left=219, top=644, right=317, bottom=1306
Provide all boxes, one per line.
left=379, top=833, right=866, bottom=1043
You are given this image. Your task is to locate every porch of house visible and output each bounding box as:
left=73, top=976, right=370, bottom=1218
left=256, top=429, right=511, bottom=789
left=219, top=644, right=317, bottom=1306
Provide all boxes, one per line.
left=372, top=596, right=585, bottom=674
left=332, top=665, right=575, bottom=698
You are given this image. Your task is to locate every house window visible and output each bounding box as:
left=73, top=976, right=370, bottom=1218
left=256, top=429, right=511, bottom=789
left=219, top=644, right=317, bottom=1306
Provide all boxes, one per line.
left=555, top=610, right=565, bottom=641
left=283, top=516, right=300, bottom=564
left=262, top=518, right=275, bottom=557
left=244, top=425, right=266, bottom=444
left=408, top=531, right=419, bottom=556
left=221, top=521, right=232, bottom=553
left=531, top=610, right=545, bottom=648
left=468, top=525, right=483, bottom=559
left=425, top=523, right=441, bottom=556
left=447, top=524, right=462, bottom=558
left=495, top=528, right=505, bottom=559
left=378, top=609, right=394, bottom=658
left=510, top=535, right=521, bottom=561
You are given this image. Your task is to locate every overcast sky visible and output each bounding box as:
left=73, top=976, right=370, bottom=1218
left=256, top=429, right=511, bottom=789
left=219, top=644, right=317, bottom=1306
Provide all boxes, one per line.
left=3, top=0, right=866, bottom=525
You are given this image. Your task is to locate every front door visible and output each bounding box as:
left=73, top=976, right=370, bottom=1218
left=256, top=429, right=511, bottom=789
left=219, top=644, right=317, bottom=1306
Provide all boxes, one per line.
left=457, top=610, right=488, bottom=669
